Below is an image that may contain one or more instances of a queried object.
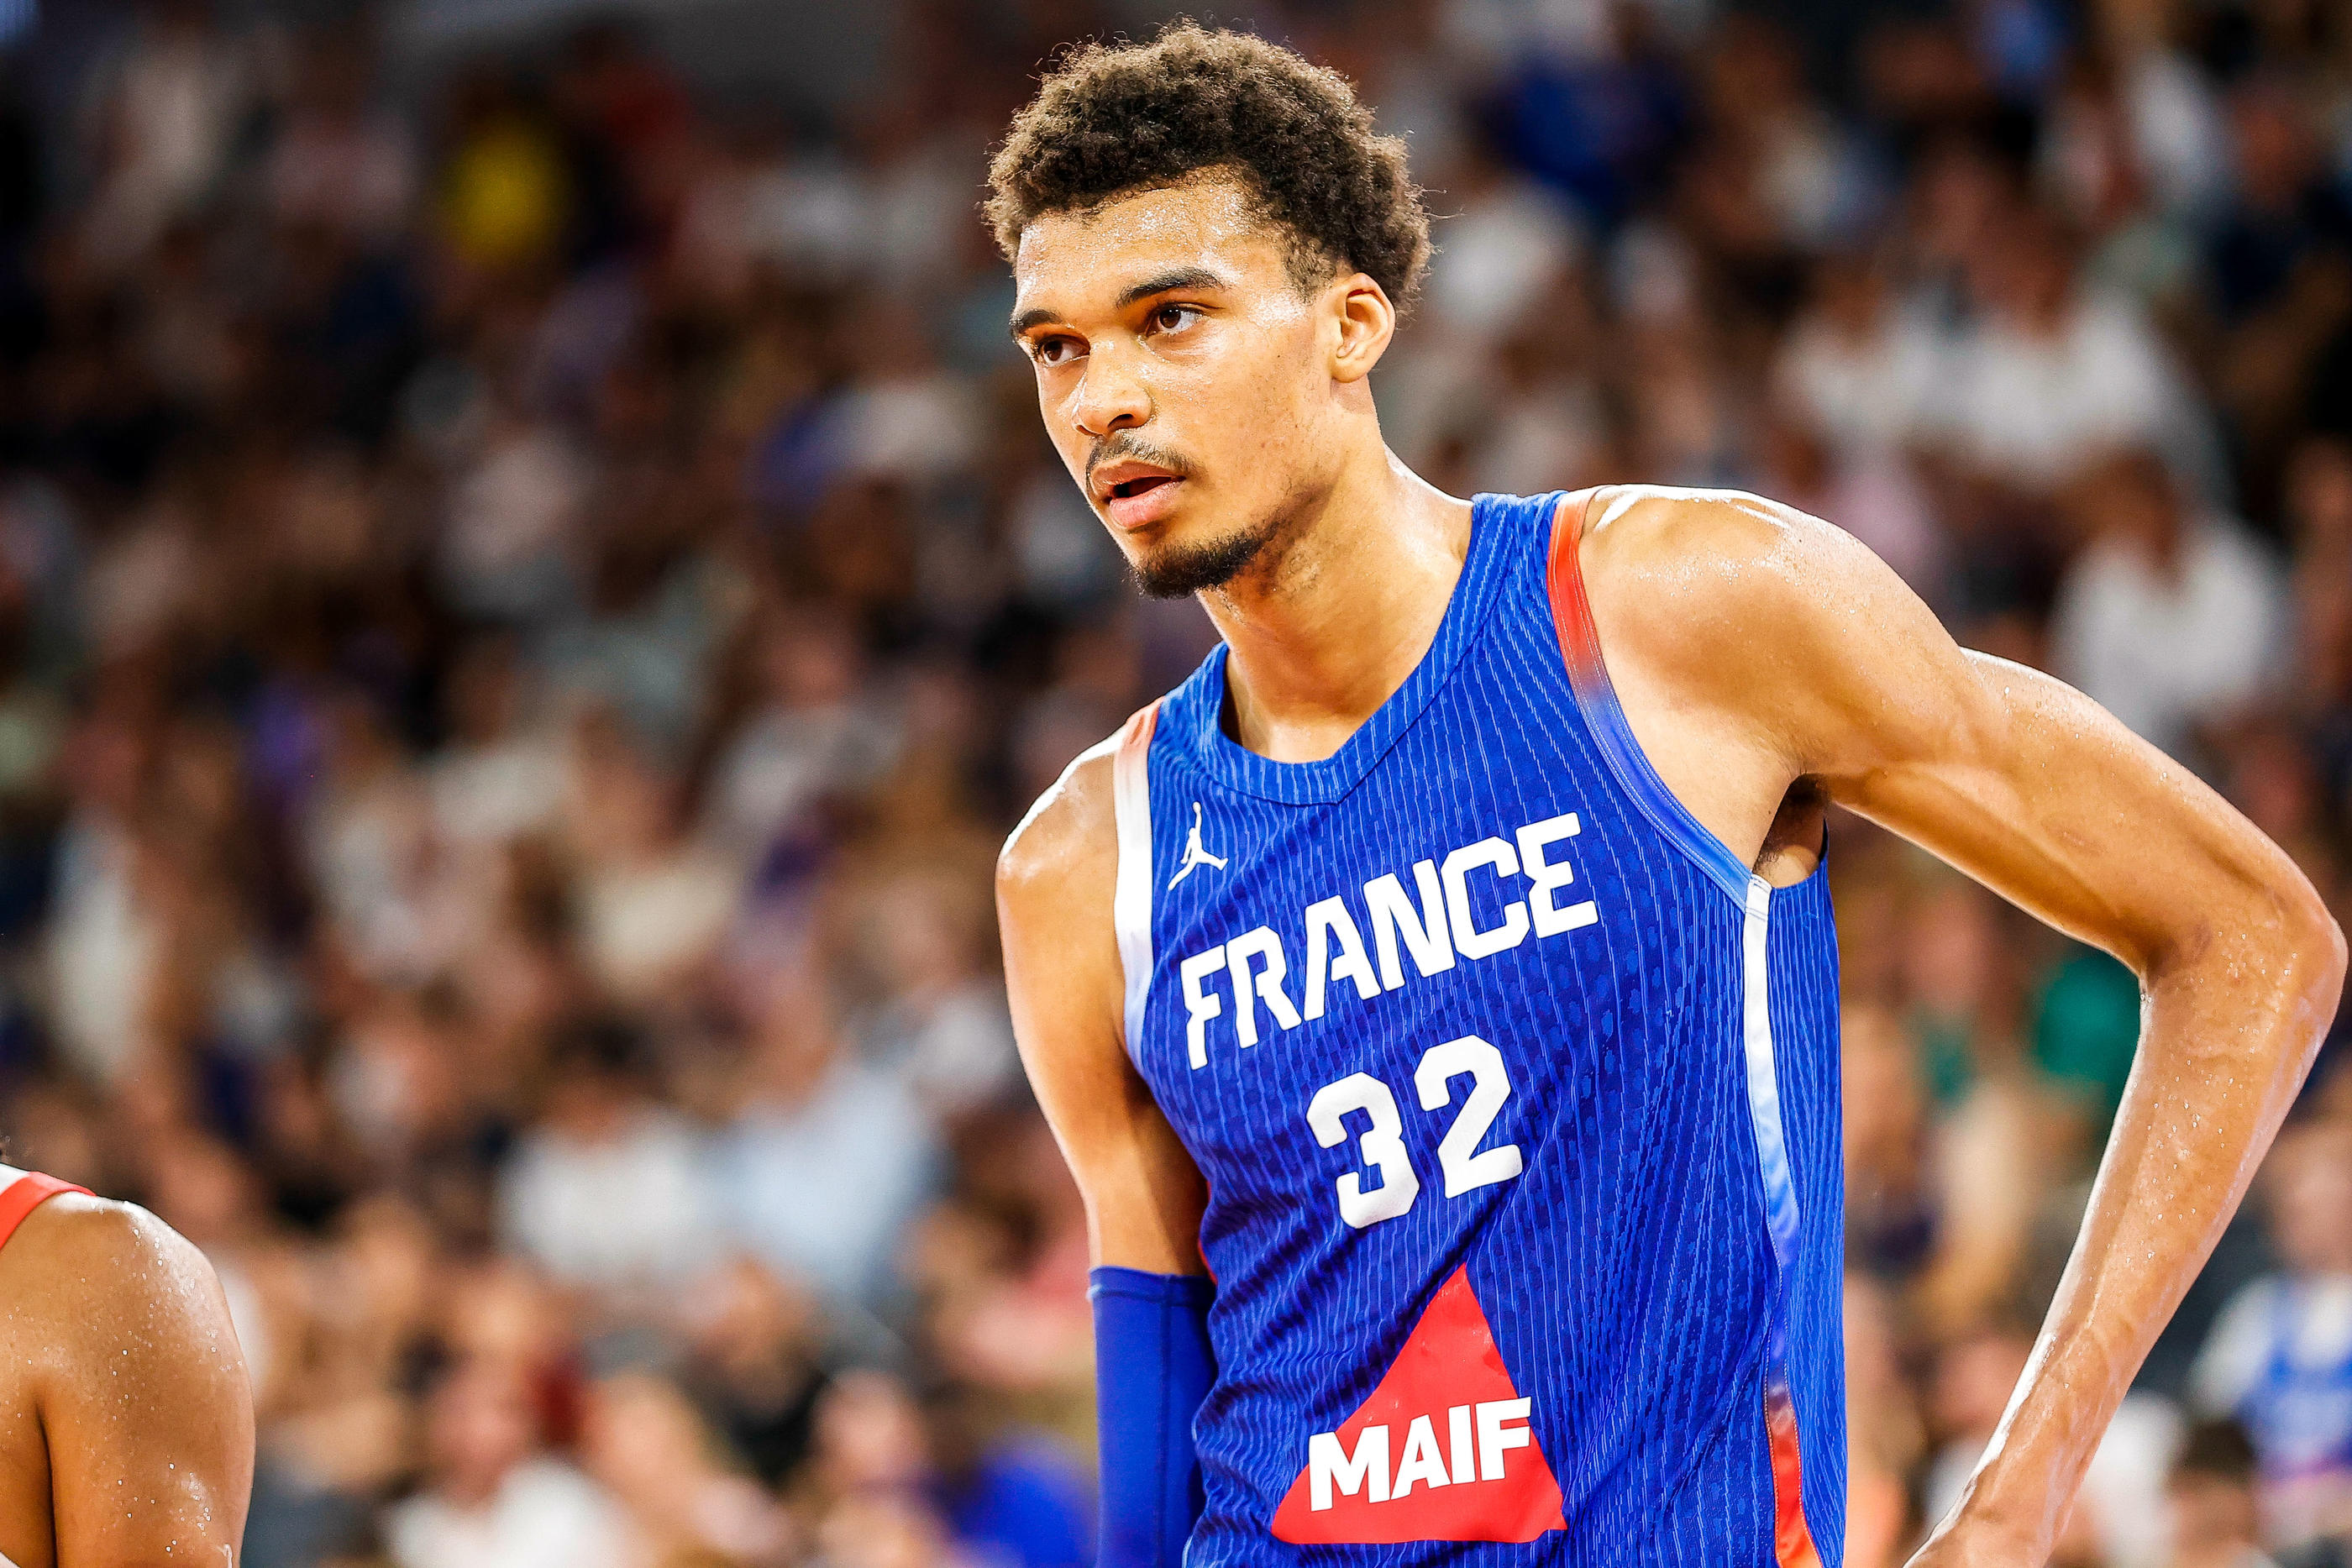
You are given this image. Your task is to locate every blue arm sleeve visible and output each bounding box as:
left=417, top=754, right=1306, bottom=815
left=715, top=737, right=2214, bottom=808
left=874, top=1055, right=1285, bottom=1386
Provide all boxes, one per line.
left=1090, top=1266, right=1215, bottom=1568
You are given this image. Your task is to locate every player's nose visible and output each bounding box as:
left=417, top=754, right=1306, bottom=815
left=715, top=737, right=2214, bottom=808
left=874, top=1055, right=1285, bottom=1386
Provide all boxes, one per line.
left=1069, top=344, right=1152, bottom=438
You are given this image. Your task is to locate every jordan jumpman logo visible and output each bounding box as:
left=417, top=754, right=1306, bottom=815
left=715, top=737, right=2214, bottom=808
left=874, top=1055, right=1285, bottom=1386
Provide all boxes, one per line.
left=1168, top=802, right=1229, bottom=888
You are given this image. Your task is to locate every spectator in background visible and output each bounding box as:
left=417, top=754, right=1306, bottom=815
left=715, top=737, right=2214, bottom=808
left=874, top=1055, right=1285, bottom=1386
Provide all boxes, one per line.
left=2163, top=1420, right=2278, bottom=1568
left=2194, top=1121, right=2352, bottom=1551
left=797, top=1370, right=965, bottom=1568
left=1900, top=878, right=2077, bottom=1338
left=706, top=970, right=938, bottom=1304
left=265, top=30, right=418, bottom=244
left=2283, top=439, right=2352, bottom=826
left=705, top=601, right=900, bottom=861
left=844, top=867, right=1017, bottom=1120
left=249, top=1195, right=435, bottom=1558
left=79, top=0, right=258, bottom=270
left=302, top=695, right=440, bottom=984
left=2202, top=76, right=2352, bottom=494
left=927, top=1382, right=1092, bottom=1568
left=428, top=636, right=565, bottom=852
left=0, top=2, right=2349, bottom=1561
left=494, top=1016, right=722, bottom=1308
left=44, top=709, right=165, bottom=1084
left=1844, top=1273, right=1924, bottom=1568
left=2032, top=939, right=2147, bottom=1142
left=680, top=1255, right=837, bottom=1490
left=560, top=713, right=742, bottom=1004
left=1934, top=206, right=2201, bottom=492
left=2051, top=447, right=2286, bottom=759
left=1775, top=252, right=1942, bottom=461
left=386, top=1361, right=622, bottom=1568
left=1843, top=1001, right=1937, bottom=1282
left=1922, top=1325, right=2038, bottom=1531
left=578, top=1371, right=795, bottom=1566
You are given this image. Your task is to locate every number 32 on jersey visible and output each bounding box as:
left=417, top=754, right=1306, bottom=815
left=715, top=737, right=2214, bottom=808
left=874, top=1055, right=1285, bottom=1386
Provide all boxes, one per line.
left=1307, top=1035, right=1522, bottom=1229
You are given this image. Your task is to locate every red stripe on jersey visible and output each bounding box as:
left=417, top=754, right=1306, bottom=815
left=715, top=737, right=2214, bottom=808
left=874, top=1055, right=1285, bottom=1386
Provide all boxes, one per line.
left=1764, top=1366, right=1824, bottom=1568
left=0, top=1171, right=91, bottom=1253
left=1543, top=490, right=1609, bottom=692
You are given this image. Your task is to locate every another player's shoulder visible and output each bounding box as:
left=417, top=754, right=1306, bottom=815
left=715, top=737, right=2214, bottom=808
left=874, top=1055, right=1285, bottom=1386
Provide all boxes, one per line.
left=0, top=1189, right=223, bottom=1340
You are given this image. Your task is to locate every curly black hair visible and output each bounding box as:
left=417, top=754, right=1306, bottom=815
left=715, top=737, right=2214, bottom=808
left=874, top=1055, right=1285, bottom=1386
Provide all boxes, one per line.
left=985, top=22, right=1432, bottom=311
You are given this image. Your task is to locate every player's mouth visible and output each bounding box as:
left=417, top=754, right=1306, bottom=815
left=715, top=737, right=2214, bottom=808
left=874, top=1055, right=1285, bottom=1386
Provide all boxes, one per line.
left=1092, top=459, right=1189, bottom=531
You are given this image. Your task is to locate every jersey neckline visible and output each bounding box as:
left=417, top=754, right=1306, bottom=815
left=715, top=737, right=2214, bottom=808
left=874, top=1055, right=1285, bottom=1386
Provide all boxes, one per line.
left=1176, top=490, right=1546, bottom=805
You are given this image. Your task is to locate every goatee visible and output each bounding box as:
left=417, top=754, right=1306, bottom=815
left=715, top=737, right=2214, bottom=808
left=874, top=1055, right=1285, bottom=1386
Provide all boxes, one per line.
left=1132, top=517, right=1284, bottom=600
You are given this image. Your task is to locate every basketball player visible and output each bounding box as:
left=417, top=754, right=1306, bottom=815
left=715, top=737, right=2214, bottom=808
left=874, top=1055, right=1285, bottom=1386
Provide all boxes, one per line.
left=0, top=1165, right=253, bottom=1567
left=990, top=24, right=2347, bottom=1568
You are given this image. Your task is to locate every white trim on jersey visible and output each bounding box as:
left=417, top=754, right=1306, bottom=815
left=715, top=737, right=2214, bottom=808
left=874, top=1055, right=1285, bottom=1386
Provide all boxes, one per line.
left=1740, top=876, right=1803, bottom=1270
left=1111, top=702, right=1163, bottom=1062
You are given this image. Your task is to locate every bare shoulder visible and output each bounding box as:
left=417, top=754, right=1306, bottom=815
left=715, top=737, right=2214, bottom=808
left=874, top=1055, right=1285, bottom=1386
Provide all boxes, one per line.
left=1585, top=487, right=1947, bottom=669
left=16, top=1190, right=194, bottom=1272
left=997, top=723, right=1134, bottom=1083
left=1577, top=484, right=1977, bottom=782
left=1576, top=486, right=1844, bottom=738
left=8, top=1193, right=238, bottom=1361
left=1578, top=485, right=1866, bottom=623
left=996, top=729, right=1122, bottom=922
left=6, top=1193, right=253, bottom=1556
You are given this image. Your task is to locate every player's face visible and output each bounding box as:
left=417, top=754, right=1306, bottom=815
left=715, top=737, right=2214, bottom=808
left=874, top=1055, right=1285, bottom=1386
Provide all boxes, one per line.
left=1011, top=176, right=1357, bottom=597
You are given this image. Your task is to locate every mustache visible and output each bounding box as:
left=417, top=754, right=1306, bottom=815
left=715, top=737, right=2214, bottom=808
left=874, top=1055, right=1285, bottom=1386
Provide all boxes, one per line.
left=1084, top=433, right=1194, bottom=489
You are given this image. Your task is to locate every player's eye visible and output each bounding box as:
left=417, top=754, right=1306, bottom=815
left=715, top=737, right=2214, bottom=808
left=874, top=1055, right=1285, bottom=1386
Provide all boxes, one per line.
left=1030, top=334, right=1084, bottom=367
left=1147, top=303, right=1203, bottom=335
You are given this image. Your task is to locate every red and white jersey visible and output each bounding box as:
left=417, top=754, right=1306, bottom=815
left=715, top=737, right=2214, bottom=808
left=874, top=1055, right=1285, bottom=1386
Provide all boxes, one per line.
left=0, top=1165, right=90, bottom=1254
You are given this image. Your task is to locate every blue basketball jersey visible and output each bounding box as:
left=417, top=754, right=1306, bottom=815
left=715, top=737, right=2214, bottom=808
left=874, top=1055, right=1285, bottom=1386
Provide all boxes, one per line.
left=1102, top=490, right=1845, bottom=1565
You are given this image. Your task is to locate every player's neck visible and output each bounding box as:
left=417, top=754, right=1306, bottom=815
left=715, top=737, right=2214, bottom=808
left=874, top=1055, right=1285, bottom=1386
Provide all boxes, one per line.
left=1200, top=448, right=1472, bottom=765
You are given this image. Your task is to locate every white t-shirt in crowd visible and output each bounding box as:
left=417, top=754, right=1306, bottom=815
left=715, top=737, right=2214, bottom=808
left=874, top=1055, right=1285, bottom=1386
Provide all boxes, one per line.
left=1933, top=297, right=2187, bottom=489
left=1773, top=303, right=1945, bottom=458
left=386, top=1458, right=624, bottom=1568
left=496, top=1108, right=723, bottom=1292
left=2050, top=521, right=2284, bottom=758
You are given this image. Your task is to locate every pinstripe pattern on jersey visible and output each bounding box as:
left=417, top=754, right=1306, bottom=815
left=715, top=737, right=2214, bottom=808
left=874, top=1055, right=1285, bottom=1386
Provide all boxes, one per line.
left=1745, top=881, right=1825, bottom=1568
left=1548, top=493, right=1831, bottom=1567
left=1543, top=490, right=1751, bottom=906
left=1123, top=490, right=1844, bottom=1565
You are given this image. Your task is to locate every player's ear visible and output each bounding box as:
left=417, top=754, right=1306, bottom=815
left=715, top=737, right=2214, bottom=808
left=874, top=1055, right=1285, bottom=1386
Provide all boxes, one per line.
left=1328, top=272, right=1394, bottom=385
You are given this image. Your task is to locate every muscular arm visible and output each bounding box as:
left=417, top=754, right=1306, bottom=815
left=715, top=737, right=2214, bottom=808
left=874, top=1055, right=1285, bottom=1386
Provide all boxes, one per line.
left=32, top=1197, right=254, bottom=1567
left=1001, top=743, right=1214, bottom=1568
left=1588, top=491, right=2346, bottom=1562
left=998, top=746, right=1206, bottom=1272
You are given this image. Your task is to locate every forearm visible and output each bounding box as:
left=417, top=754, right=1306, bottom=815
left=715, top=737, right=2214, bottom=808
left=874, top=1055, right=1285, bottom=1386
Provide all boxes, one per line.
left=1928, top=914, right=2343, bottom=1555
left=1093, top=1266, right=1215, bottom=1566
left=1610, top=495, right=2351, bottom=1559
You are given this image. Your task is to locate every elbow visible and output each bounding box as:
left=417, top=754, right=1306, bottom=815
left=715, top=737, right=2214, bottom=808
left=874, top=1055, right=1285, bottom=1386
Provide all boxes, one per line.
left=2313, top=908, right=2349, bottom=1015
left=2153, top=871, right=2345, bottom=1039
left=2252, top=899, right=2346, bottom=1122
left=2289, top=851, right=2348, bottom=995
left=2271, top=882, right=2345, bottom=1043
left=2294, top=910, right=2348, bottom=1086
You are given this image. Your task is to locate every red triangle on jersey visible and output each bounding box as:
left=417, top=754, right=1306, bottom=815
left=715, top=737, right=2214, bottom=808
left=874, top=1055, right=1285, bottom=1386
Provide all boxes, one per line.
left=1270, top=1266, right=1567, bottom=1544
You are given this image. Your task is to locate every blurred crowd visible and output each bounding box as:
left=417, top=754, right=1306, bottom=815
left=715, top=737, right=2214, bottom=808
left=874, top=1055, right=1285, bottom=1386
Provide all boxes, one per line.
left=0, top=0, right=2349, bottom=1564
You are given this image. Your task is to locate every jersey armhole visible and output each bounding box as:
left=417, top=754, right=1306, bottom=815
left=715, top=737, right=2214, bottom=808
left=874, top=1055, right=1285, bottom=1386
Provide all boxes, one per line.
left=1110, top=700, right=1163, bottom=1063
left=1545, top=489, right=1756, bottom=908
